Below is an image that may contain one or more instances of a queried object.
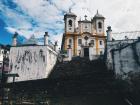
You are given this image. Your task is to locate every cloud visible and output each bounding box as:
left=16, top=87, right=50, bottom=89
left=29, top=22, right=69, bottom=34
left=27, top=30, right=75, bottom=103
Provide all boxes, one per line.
left=1, top=0, right=140, bottom=46
left=5, top=27, right=17, bottom=34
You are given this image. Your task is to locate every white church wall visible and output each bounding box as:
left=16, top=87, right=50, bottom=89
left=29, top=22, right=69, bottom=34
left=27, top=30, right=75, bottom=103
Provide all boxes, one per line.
left=81, top=37, right=94, bottom=46
left=98, top=40, right=104, bottom=49
left=89, top=46, right=94, bottom=60
left=89, top=38, right=96, bottom=48
left=7, top=46, right=58, bottom=83
left=78, top=22, right=82, bottom=33
left=67, top=37, right=74, bottom=56
left=82, top=23, right=91, bottom=33
left=76, top=37, right=97, bottom=56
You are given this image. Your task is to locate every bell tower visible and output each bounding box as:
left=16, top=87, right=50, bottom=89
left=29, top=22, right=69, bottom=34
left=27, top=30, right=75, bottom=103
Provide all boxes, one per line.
left=93, top=10, right=105, bottom=35
left=64, top=9, right=77, bottom=33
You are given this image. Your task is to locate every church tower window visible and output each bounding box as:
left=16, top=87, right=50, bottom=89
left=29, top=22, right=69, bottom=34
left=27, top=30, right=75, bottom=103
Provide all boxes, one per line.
left=98, top=22, right=102, bottom=28
left=69, top=20, right=72, bottom=27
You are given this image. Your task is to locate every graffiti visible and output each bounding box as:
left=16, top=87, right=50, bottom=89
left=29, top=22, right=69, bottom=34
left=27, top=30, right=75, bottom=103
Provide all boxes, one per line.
left=8, top=46, right=58, bottom=82
left=34, top=52, right=37, bottom=62
left=39, top=49, right=45, bottom=62
left=11, top=49, right=47, bottom=72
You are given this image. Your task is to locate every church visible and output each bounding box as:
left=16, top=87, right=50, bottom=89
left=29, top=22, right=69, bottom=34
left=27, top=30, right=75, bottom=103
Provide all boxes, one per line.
left=61, top=10, right=106, bottom=60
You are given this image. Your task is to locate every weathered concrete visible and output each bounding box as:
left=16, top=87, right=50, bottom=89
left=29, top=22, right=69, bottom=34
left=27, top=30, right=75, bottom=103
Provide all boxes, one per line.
left=7, top=45, right=58, bottom=82
left=113, top=40, right=140, bottom=75
left=106, top=39, right=140, bottom=77
left=106, top=39, right=137, bottom=70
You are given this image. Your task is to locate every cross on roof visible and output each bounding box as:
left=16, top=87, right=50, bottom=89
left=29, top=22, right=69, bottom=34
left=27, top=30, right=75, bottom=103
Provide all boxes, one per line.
left=84, top=15, right=87, bottom=20
left=97, top=10, right=99, bottom=14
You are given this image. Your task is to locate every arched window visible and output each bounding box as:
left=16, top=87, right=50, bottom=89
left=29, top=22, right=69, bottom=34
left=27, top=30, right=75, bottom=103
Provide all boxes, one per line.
left=98, top=22, right=102, bottom=28
left=78, top=39, right=82, bottom=45
left=69, top=39, right=72, bottom=45
left=69, top=20, right=72, bottom=27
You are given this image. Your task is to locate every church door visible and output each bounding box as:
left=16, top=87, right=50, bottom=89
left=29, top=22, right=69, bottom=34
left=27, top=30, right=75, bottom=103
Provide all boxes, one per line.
left=84, top=48, right=89, bottom=57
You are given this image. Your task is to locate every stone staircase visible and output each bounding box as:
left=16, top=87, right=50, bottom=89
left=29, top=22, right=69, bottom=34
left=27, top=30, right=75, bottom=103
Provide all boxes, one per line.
left=49, top=57, right=114, bottom=79
left=9, top=57, right=130, bottom=105
left=45, top=57, right=116, bottom=96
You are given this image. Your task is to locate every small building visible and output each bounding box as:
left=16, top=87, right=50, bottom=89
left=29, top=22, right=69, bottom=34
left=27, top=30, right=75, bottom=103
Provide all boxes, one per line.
left=7, top=32, right=58, bottom=82
left=61, top=10, right=106, bottom=60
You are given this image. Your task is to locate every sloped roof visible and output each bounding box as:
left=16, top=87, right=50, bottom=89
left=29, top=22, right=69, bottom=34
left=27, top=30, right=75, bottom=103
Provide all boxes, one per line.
left=64, top=9, right=77, bottom=20
left=93, top=10, right=105, bottom=19
left=65, top=12, right=76, bottom=16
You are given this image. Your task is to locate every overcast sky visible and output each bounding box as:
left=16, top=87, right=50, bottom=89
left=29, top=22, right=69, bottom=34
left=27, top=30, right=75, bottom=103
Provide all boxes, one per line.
left=0, top=0, right=140, bottom=46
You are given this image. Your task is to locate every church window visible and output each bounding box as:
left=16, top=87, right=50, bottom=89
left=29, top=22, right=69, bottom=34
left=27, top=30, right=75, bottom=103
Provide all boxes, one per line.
left=78, top=39, right=82, bottom=45
left=99, top=40, right=102, bottom=45
left=98, top=22, right=102, bottom=29
left=69, top=20, right=72, bottom=27
left=69, top=39, right=72, bottom=45
left=90, top=40, right=94, bottom=45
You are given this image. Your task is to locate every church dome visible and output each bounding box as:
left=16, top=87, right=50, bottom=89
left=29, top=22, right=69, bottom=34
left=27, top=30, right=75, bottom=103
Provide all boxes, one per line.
left=64, top=9, right=77, bottom=19
left=66, top=11, right=76, bottom=16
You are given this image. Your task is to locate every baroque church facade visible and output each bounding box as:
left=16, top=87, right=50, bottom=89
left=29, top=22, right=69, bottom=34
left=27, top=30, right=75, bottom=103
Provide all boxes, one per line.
left=61, top=10, right=106, bottom=60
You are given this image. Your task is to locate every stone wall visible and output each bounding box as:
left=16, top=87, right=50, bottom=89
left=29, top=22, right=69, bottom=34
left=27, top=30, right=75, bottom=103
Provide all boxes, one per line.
left=7, top=45, right=58, bottom=83
left=106, top=39, right=140, bottom=76
left=106, top=39, right=137, bottom=70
